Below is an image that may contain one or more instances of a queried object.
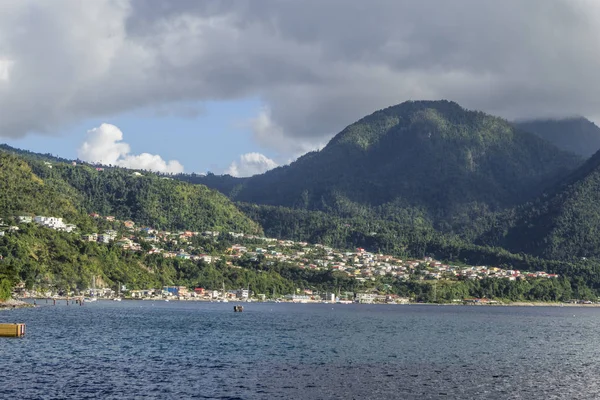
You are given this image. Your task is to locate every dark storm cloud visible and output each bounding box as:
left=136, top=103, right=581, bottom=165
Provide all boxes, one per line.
left=1, top=0, right=599, bottom=154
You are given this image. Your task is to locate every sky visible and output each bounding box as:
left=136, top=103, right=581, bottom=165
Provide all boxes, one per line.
left=2, top=0, right=600, bottom=176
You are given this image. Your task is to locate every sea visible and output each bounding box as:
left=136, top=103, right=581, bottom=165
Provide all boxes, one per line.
left=1, top=301, right=600, bottom=399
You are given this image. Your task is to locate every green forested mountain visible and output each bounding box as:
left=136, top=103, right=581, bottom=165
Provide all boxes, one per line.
left=515, top=117, right=600, bottom=159
left=5, top=101, right=600, bottom=301
left=0, top=150, right=264, bottom=298
left=0, top=224, right=296, bottom=298
left=187, top=101, right=581, bottom=230
left=0, top=149, right=261, bottom=234
left=239, top=202, right=600, bottom=297
left=0, top=152, right=82, bottom=222
left=478, top=148, right=600, bottom=261
left=37, top=164, right=261, bottom=234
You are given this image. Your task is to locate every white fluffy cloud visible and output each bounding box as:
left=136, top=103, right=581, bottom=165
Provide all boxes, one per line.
left=3, top=1, right=600, bottom=155
left=226, top=152, right=278, bottom=177
left=78, top=124, right=184, bottom=173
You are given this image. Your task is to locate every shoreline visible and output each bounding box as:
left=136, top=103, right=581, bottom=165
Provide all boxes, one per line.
left=13, top=297, right=600, bottom=308
left=0, top=299, right=34, bottom=310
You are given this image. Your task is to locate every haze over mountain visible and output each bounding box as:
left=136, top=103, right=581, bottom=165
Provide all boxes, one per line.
left=186, top=101, right=582, bottom=229
left=479, top=147, right=600, bottom=260
left=515, top=117, right=600, bottom=159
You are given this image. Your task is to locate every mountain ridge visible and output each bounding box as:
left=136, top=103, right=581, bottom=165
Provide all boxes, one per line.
left=514, top=117, right=600, bottom=158
left=187, top=100, right=583, bottom=230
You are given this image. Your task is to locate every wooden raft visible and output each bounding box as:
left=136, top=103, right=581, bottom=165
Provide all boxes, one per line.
left=0, top=323, right=26, bottom=337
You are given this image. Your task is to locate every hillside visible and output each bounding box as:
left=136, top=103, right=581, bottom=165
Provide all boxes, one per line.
left=0, top=149, right=261, bottom=234
left=3, top=143, right=600, bottom=301
left=478, top=148, right=600, bottom=260
left=0, top=152, right=82, bottom=222
left=189, top=101, right=582, bottom=229
left=515, top=117, right=600, bottom=159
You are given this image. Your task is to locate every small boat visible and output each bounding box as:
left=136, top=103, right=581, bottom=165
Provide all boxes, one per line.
left=113, top=298, right=122, bottom=302
left=164, top=299, right=169, bottom=302
left=84, top=297, right=97, bottom=302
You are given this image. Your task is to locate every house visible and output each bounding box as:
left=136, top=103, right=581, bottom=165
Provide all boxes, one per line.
left=64, top=224, right=77, bottom=233
left=89, top=213, right=100, bottom=218
left=123, top=220, right=135, bottom=229
left=81, top=233, right=98, bottom=242
left=200, top=255, right=213, bottom=264
left=98, top=230, right=117, bottom=243
left=105, top=216, right=115, bottom=222
left=17, top=216, right=32, bottom=224
left=116, top=238, right=133, bottom=248
left=34, top=216, right=70, bottom=231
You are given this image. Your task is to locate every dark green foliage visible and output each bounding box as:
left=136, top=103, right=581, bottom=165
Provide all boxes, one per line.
left=515, top=117, right=600, bottom=158
left=0, top=224, right=295, bottom=295
left=240, top=203, right=600, bottom=297
left=395, top=277, right=579, bottom=303
left=187, top=100, right=581, bottom=230
left=477, top=148, right=600, bottom=260
left=0, top=153, right=80, bottom=221
left=28, top=162, right=261, bottom=234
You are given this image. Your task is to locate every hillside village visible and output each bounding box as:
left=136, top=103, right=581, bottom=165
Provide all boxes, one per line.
left=1, top=212, right=560, bottom=303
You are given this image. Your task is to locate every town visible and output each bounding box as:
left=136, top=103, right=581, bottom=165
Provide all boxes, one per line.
left=2, top=213, right=560, bottom=304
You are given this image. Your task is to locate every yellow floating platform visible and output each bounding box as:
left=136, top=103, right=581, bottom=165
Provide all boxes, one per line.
left=0, top=323, right=26, bottom=337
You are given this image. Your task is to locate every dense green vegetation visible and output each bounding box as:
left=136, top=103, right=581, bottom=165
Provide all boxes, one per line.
left=0, top=148, right=261, bottom=234
left=0, top=152, right=81, bottom=223
left=186, top=101, right=581, bottom=231
left=476, top=149, right=600, bottom=261
left=0, top=224, right=295, bottom=298
left=239, top=203, right=600, bottom=298
left=393, top=277, right=590, bottom=303
left=5, top=101, right=600, bottom=302
left=515, top=117, right=600, bottom=158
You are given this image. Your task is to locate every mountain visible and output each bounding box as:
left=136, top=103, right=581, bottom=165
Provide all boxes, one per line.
left=0, top=152, right=81, bottom=221
left=188, top=100, right=582, bottom=229
left=478, top=148, right=600, bottom=260
left=0, top=150, right=261, bottom=234
left=514, top=117, right=600, bottom=159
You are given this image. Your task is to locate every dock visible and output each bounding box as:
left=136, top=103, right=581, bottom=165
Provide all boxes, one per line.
left=0, top=323, right=26, bottom=337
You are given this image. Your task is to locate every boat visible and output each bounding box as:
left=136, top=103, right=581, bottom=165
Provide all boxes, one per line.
left=84, top=297, right=97, bottom=302
left=113, top=281, right=122, bottom=301
left=221, top=281, right=229, bottom=303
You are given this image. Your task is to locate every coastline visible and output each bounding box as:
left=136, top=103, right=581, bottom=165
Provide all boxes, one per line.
left=0, top=299, right=34, bottom=310
left=11, top=297, right=600, bottom=308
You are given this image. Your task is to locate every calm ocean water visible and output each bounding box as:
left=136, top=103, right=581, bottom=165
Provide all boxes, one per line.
left=1, top=301, right=600, bottom=399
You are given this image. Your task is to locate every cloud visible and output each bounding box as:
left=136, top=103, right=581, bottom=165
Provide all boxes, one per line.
left=249, top=108, right=324, bottom=157
left=3, top=1, right=600, bottom=155
left=78, top=123, right=184, bottom=173
left=226, top=152, right=278, bottom=177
